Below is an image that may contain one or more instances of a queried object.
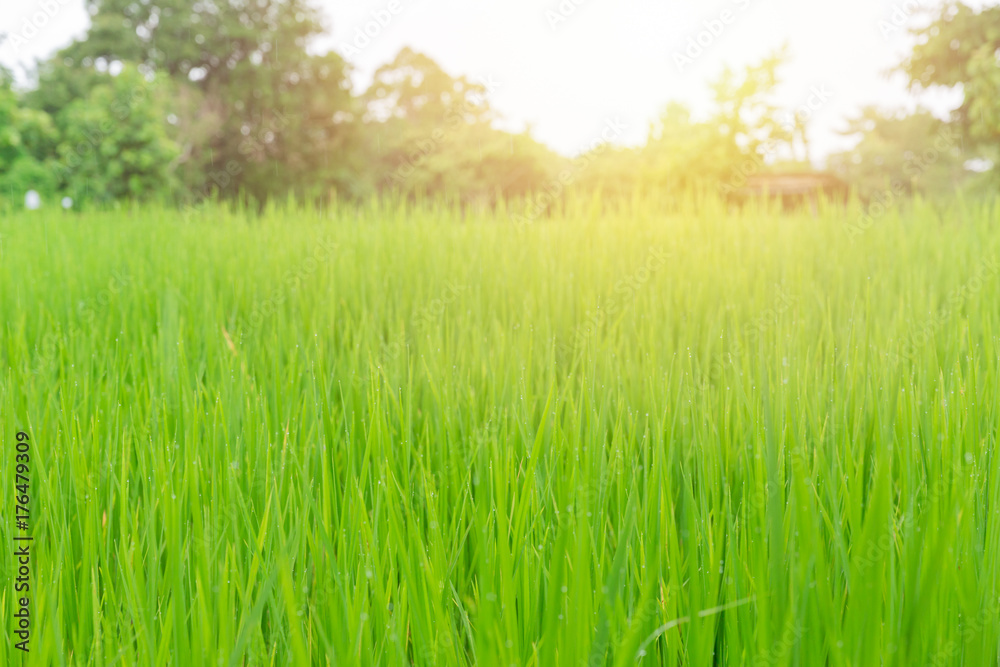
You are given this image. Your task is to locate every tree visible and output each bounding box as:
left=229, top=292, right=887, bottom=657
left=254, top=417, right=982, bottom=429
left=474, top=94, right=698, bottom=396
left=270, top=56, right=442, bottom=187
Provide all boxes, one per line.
left=57, top=0, right=367, bottom=203
left=56, top=65, right=180, bottom=201
left=901, top=3, right=1000, bottom=168
left=638, top=49, right=805, bottom=195
left=709, top=46, right=793, bottom=162
left=641, top=102, right=737, bottom=192
left=0, top=67, right=60, bottom=203
left=63, top=0, right=324, bottom=85
left=363, top=47, right=494, bottom=127
left=364, top=48, right=558, bottom=203
left=828, top=108, right=968, bottom=199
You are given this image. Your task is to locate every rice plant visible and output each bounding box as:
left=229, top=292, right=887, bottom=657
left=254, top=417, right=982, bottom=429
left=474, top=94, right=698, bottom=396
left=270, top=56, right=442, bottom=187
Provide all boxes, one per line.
left=1, top=193, right=999, bottom=665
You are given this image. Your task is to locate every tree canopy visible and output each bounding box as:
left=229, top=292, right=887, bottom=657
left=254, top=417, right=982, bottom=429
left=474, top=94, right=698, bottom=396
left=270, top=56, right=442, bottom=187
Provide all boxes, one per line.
left=0, top=0, right=993, bottom=209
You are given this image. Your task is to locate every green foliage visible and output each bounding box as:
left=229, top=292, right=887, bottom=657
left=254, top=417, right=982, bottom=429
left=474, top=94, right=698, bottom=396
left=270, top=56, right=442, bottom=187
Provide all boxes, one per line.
left=829, top=107, right=969, bottom=198
left=364, top=47, right=560, bottom=202
left=709, top=45, right=793, bottom=157
left=66, top=0, right=325, bottom=84
left=59, top=0, right=365, bottom=203
left=0, top=156, right=59, bottom=203
left=364, top=47, right=494, bottom=127
left=55, top=66, right=179, bottom=201
left=21, top=58, right=106, bottom=122
left=2, top=0, right=995, bottom=207
left=643, top=102, right=738, bottom=190
left=3, top=196, right=1000, bottom=664
left=609, top=50, right=798, bottom=196
left=0, top=68, right=60, bottom=202
left=902, top=3, right=1000, bottom=166
left=191, top=50, right=367, bottom=202
left=568, top=145, right=642, bottom=199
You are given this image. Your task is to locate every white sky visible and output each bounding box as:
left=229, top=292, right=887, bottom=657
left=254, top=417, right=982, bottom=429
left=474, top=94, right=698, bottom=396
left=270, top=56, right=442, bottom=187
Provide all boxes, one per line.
left=1, top=0, right=990, bottom=163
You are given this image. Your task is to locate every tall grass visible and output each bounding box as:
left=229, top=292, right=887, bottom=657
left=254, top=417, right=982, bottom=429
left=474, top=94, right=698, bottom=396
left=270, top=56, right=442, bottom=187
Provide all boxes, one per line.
left=1, top=193, right=999, bottom=665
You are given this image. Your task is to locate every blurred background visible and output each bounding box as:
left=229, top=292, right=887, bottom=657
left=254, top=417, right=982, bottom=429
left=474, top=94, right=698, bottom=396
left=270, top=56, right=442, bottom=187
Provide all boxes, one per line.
left=0, top=0, right=997, bottom=208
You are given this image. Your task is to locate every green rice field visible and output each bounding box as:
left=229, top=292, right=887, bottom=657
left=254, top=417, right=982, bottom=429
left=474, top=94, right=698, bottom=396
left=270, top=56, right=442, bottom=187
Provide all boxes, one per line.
left=1, top=194, right=999, bottom=665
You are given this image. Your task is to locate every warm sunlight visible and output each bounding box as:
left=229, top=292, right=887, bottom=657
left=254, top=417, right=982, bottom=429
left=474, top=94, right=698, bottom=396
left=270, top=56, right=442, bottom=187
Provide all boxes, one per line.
left=1, top=0, right=984, bottom=158
left=2, top=1, right=1000, bottom=665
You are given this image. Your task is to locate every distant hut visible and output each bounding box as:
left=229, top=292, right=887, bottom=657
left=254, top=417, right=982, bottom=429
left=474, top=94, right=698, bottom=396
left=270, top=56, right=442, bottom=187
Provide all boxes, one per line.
left=731, top=172, right=848, bottom=212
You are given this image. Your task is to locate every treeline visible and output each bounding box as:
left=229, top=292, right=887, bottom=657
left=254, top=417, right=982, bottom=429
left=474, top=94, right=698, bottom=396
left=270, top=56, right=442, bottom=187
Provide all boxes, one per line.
left=1, top=0, right=997, bottom=210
